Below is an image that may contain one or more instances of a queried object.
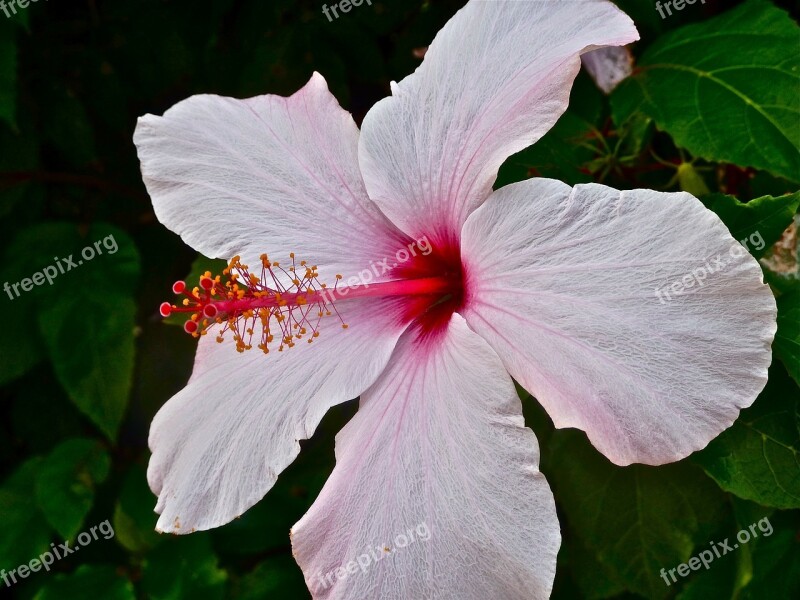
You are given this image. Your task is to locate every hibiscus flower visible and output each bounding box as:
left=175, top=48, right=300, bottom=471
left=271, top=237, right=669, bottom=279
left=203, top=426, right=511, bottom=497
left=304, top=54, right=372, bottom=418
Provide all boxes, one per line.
left=133, top=1, right=776, bottom=598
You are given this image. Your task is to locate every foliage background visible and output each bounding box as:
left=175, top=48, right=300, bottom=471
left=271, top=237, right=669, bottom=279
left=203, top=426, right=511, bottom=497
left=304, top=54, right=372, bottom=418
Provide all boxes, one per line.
left=0, top=0, right=798, bottom=598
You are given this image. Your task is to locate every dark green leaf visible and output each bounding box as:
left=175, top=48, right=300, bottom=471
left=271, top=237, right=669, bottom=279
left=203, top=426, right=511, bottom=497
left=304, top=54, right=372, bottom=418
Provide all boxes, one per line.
left=611, top=0, right=800, bottom=182
left=0, top=458, right=53, bottom=570
left=142, top=535, right=227, bottom=600
left=35, top=438, right=111, bottom=540
left=775, top=291, right=800, bottom=386
left=496, top=112, right=596, bottom=188
left=5, top=222, right=143, bottom=441
left=112, top=464, right=163, bottom=554
left=39, top=294, right=137, bottom=442
left=693, top=363, right=800, bottom=508
left=737, top=510, right=800, bottom=599
left=228, top=556, right=308, bottom=600
left=549, top=430, right=728, bottom=599
left=702, top=191, right=800, bottom=259
left=33, top=565, right=135, bottom=600
left=0, top=298, right=44, bottom=384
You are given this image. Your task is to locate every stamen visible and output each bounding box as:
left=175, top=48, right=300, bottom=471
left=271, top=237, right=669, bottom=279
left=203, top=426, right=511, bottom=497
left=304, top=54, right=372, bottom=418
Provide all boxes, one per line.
left=159, top=255, right=344, bottom=353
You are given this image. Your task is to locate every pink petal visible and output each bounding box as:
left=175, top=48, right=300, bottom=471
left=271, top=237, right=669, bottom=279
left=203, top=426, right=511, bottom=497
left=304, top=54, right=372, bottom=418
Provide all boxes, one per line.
left=358, top=0, right=638, bottom=244
left=148, top=297, right=409, bottom=533
left=291, top=315, right=559, bottom=599
left=134, top=72, right=404, bottom=280
left=461, top=179, right=777, bottom=466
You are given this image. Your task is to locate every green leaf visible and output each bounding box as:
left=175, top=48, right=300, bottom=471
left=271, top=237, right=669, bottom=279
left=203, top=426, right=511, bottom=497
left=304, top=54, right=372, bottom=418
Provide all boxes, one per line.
left=548, top=430, right=728, bottom=599
left=33, top=565, right=136, bottom=600
left=675, top=554, right=738, bottom=600
left=4, top=222, right=142, bottom=441
left=562, top=530, right=627, bottom=599
left=35, top=438, right=111, bottom=540
left=0, top=298, right=44, bottom=384
left=495, top=112, right=596, bottom=188
left=228, top=556, right=308, bottom=600
left=611, top=0, right=800, bottom=182
left=39, top=294, right=137, bottom=442
left=141, top=535, right=227, bottom=600
left=737, top=510, right=800, bottom=599
left=702, top=191, right=800, bottom=259
left=693, top=363, right=800, bottom=508
left=112, top=464, right=163, bottom=554
left=675, top=499, right=772, bottom=599
left=775, top=291, right=800, bottom=386
left=0, top=458, right=53, bottom=571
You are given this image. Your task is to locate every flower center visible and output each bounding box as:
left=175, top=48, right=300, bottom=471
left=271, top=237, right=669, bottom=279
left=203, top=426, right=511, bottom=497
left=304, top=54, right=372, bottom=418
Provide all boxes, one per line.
left=159, top=242, right=464, bottom=352
left=389, top=237, right=465, bottom=339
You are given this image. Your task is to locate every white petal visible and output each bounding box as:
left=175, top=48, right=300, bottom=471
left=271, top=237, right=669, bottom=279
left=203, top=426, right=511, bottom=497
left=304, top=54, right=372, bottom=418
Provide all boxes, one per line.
left=359, top=0, right=638, bottom=243
left=581, top=46, right=633, bottom=94
left=147, top=297, right=409, bottom=533
left=461, top=179, right=777, bottom=466
left=291, top=315, right=559, bottom=599
left=134, top=72, right=404, bottom=281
